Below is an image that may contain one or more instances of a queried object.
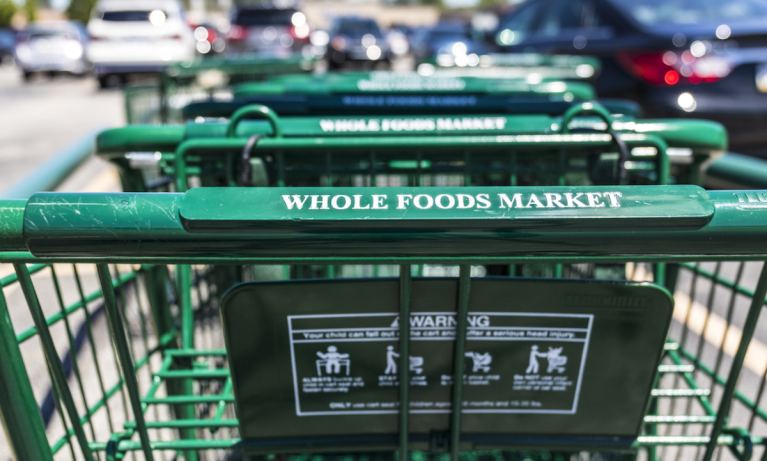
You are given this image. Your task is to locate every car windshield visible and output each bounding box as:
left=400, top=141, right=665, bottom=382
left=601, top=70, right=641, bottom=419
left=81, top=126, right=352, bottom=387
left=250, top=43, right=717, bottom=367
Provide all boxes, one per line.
left=101, top=10, right=162, bottom=21
left=429, top=30, right=467, bottom=43
left=337, top=20, right=382, bottom=37
left=234, top=9, right=296, bottom=26
left=612, top=0, right=767, bottom=25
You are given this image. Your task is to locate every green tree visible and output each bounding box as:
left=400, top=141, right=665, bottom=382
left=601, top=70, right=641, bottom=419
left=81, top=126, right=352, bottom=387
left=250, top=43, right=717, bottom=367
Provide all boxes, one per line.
left=66, top=0, right=98, bottom=24
left=0, top=0, right=16, bottom=28
left=24, top=0, right=37, bottom=22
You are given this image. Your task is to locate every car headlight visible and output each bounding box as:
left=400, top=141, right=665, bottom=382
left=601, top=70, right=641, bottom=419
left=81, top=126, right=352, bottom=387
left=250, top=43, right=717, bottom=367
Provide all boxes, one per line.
left=65, top=42, right=83, bottom=60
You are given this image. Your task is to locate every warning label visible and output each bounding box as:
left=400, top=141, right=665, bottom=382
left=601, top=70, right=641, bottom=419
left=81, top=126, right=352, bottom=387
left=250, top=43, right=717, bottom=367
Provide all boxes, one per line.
left=288, top=312, right=592, bottom=416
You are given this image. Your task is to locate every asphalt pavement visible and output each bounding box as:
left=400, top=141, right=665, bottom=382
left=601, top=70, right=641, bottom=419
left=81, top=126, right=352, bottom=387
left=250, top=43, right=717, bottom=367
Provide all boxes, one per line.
left=0, top=64, right=124, bottom=195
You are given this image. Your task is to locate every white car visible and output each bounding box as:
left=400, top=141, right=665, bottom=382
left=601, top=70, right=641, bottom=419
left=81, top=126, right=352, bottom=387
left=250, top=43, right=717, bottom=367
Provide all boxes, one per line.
left=87, top=0, right=196, bottom=88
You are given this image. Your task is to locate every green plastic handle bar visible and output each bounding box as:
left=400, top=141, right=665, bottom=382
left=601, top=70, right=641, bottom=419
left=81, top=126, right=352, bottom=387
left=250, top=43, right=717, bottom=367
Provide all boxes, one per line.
left=559, top=101, right=614, bottom=134
left=226, top=104, right=283, bottom=138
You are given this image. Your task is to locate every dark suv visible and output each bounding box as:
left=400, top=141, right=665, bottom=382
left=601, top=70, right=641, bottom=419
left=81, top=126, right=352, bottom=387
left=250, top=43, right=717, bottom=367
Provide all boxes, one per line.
left=226, top=4, right=310, bottom=54
left=327, top=17, right=391, bottom=69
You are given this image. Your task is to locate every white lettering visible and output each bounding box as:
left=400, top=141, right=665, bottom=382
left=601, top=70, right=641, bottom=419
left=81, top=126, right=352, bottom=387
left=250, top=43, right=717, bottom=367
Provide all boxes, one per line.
left=544, top=193, right=565, bottom=208
left=435, top=194, right=456, bottom=209
left=309, top=195, right=330, bottom=210
left=586, top=193, right=605, bottom=208
left=564, top=193, right=587, bottom=208
left=476, top=194, right=491, bottom=209
left=353, top=195, right=370, bottom=210
left=282, top=195, right=309, bottom=210
left=372, top=195, right=388, bottom=209
left=526, top=194, right=545, bottom=208
left=456, top=194, right=475, bottom=209
left=498, top=193, right=525, bottom=209
left=414, top=194, right=434, bottom=209
left=397, top=194, right=413, bottom=210
left=319, top=120, right=335, bottom=132
left=331, top=195, right=351, bottom=210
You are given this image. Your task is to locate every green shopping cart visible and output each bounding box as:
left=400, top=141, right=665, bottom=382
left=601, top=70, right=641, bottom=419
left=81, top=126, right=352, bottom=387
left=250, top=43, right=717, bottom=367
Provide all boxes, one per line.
left=2, top=183, right=767, bottom=461
left=124, top=54, right=316, bottom=125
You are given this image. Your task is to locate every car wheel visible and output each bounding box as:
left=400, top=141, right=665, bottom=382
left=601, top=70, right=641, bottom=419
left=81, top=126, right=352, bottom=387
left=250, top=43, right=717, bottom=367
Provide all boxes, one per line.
left=23, top=71, right=33, bottom=82
left=99, top=75, right=123, bottom=89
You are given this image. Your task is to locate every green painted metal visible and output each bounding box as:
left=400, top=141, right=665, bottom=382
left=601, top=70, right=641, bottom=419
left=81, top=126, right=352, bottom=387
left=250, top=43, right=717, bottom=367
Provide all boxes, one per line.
left=0, top=199, right=27, bottom=251
left=0, top=286, right=53, bottom=461
left=703, top=264, right=767, bottom=461
left=707, top=152, right=767, bottom=189
left=14, top=263, right=96, bottom=461
left=399, top=264, right=412, bottom=461
left=233, top=75, right=595, bottom=98
left=450, top=266, right=471, bottom=461
left=178, top=185, right=712, bottom=233
left=95, top=264, right=155, bottom=461
left=418, top=54, right=601, bottom=78
left=26, top=186, right=767, bottom=259
left=1, top=129, right=101, bottom=199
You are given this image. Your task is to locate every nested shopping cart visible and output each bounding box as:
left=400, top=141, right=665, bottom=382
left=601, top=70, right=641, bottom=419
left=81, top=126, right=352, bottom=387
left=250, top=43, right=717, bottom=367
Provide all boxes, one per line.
left=181, top=72, right=622, bottom=121
left=415, top=53, right=601, bottom=81
left=124, top=54, right=316, bottom=125
left=96, top=102, right=725, bottom=196
left=2, top=183, right=767, bottom=461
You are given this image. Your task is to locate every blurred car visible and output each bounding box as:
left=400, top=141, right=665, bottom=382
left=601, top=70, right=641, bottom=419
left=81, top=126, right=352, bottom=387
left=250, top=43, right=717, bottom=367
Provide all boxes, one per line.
left=327, top=17, right=391, bottom=70
left=493, top=0, right=767, bottom=156
left=87, top=0, right=196, bottom=88
left=0, top=28, right=15, bottom=66
left=191, top=22, right=226, bottom=56
left=226, top=5, right=310, bottom=54
left=411, top=21, right=488, bottom=66
left=14, top=21, right=90, bottom=81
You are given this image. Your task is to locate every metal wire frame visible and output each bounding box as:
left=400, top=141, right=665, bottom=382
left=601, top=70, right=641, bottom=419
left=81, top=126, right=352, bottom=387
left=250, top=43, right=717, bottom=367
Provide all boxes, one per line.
left=0, top=263, right=182, bottom=460
left=3, top=254, right=767, bottom=461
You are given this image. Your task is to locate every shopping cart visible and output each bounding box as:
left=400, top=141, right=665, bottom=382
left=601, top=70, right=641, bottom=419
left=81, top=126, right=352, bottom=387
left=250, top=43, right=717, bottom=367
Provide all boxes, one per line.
left=124, top=54, right=316, bottom=125
left=414, top=54, right=601, bottom=82
left=181, top=73, right=617, bottom=120
left=95, top=102, right=725, bottom=195
left=2, top=184, right=767, bottom=461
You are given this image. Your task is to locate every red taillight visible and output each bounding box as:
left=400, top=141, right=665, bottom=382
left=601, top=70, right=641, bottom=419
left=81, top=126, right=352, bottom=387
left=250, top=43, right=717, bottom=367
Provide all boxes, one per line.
left=291, top=24, right=310, bottom=40
left=617, top=51, right=732, bottom=86
left=226, top=25, right=248, bottom=42
left=207, top=29, right=218, bottom=43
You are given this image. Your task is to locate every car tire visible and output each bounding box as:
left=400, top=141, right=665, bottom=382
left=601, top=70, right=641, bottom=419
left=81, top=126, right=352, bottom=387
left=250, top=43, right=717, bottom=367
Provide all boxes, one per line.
left=98, top=75, right=123, bottom=89
left=23, top=71, right=33, bottom=82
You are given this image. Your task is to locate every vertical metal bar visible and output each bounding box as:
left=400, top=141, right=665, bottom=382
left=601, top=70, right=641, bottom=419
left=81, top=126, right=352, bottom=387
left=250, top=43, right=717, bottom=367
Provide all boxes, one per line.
left=0, top=282, right=54, bottom=461
left=175, top=264, right=199, bottom=461
left=73, top=265, right=115, bottom=433
left=95, top=264, right=154, bottom=461
left=416, top=151, right=423, bottom=187
left=49, top=265, right=97, bottom=441
left=398, top=264, right=412, bottom=461
left=13, top=263, right=95, bottom=461
left=463, top=151, right=471, bottom=187
left=277, top=151, right=286, bottom=187
left=451, top=265, right=472, bottom=461
left=702, top=262, right=767, bottom=461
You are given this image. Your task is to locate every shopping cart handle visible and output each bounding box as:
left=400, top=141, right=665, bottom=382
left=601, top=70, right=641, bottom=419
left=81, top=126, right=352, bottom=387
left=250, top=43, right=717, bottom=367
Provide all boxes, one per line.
left=226, top=104, right=283, bottom=138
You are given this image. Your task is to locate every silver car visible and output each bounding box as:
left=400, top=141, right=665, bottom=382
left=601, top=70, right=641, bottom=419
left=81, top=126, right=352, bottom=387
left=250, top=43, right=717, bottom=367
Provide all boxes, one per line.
left=14, top=21, right=91, bottom=81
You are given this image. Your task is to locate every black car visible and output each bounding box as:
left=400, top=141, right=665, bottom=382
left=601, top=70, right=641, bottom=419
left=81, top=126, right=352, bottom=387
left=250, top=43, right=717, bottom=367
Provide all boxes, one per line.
left=327, top=17, right=391, bottom=70
left=411, top=21, right=488, bottom=67
left=226, top=4, right=310, bottom=55
left=493, top=0, right=767, bottom=156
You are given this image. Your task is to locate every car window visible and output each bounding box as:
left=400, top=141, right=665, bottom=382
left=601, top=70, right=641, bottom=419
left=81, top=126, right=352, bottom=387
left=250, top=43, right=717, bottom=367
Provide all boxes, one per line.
left=496, top=0, right=544, bottom=45
left=611, top=0, right=767, bottom=25
left=234, top=9, right=296, bottom=26
left=337, top=20, right=382, bottom=37
left=101, top=10, right=162, bottom=21
left=538, top=0, right=586, bottom=36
